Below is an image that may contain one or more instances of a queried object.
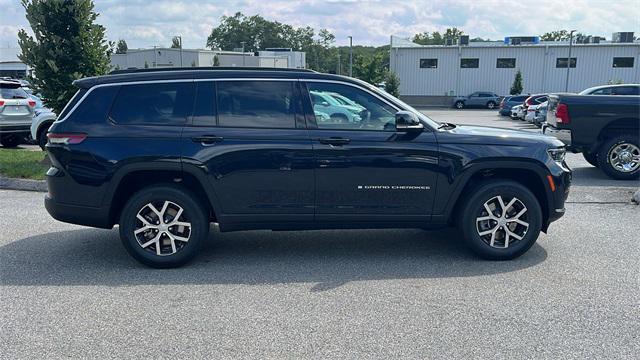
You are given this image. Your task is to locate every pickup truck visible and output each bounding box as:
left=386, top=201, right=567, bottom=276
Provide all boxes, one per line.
left=543, top=94, right=640, bottom=180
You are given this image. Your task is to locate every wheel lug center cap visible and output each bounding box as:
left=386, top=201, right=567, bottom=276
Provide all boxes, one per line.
left=159, top=224, right=168, bottom=232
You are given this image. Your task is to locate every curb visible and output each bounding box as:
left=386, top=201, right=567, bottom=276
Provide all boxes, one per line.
left=0, top=176, right=47, bottom=192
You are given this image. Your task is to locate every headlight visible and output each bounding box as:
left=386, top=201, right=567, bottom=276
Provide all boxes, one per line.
left=547, top=147, right=566, bottom=164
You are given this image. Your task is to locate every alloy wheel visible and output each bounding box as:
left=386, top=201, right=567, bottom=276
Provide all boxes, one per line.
left=134, top=201, right=191, bottom=256
left=608, top=143, right=640, bottom=173
left=475, top=195, right=529, bottom=249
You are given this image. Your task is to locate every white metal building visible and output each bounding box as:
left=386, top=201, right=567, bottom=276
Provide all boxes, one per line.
left=110, top=48, right=305, bottom=70
left=0, top=47, right=30, bottom=79
left=390, top=35, right=640, bottom=105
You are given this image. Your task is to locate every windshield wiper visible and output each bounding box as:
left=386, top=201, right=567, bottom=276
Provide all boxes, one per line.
left=437, top=122, right=457, bottom=130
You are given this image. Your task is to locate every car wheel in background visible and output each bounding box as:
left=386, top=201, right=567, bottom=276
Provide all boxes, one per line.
left=486, top=101, right=496, bottom=109
left=37, top=123, right=52, bottom=150
left=455, top=101, right=464, bottom=109
left=582, top=152, right=599, bottom=167
left=119, top=185, right=210, bottom=268
left=597, top=135, right=640, bottom=180
left=459, top=180, right=542, bottom=260
left=0, top=135, right=21, bottom=148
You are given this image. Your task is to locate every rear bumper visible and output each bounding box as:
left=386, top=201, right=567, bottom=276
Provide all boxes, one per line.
left=542, top=124, right=572, bottom=146
left=0, top=124, right=31, bottom=134
left=45, top=195, right=112, bottom=229
left=499, top=108, right=511, bottom=115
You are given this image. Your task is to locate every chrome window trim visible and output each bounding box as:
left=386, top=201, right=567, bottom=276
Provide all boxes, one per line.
left=56, top=77, right=403, bottom=124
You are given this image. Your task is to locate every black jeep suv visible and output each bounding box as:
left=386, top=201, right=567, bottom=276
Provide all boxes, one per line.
left=44, top=68, right=571, bottom=268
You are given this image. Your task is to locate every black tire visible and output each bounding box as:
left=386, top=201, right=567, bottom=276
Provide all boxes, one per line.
left=454, top=101, right=464, bottom=109
left=459, top=180, right=542, bottom=260
left=0, top=135, right=21, bottom=148
left=486, top=101, right=496, bottom=109
left=596, top=135, right=640, bottom=180
left=582, top=152, right=599, bottom=167
left=37, top=123, right=52, bottom=150
left=119, top=185, right=210, bottom=268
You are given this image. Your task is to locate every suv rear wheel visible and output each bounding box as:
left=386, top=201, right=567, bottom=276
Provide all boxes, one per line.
left=597, top=135, right=640, bottom=180
left=454, top=101, right=464, bottom=109
left=459, top=180, right=542, bottom=260
left=119, top=185, right=209, bottom=268
left=486, top=101, right=496, bottom=109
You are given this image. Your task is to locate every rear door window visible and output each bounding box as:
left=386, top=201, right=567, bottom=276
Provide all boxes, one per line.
left=109, top=82, right=195, bottom=125
left=217, top=81, right=297, bottom=129
left=611, top=86, right=640, bottom=95
left=192, top=82, right=216, bottom=126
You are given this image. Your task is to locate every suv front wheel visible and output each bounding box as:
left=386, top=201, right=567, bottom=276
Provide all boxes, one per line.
left=119, top=185, right=209, bottom=268
left=459, top=180, right=542, bottom=260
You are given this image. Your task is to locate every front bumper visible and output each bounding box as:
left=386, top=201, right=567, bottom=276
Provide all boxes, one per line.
left=542, top=124, right=571, bottom=146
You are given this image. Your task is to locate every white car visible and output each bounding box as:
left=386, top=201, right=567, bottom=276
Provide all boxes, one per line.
left=524, top=103, right=541, bottom=123
left=510, top=104, right=524, bottom=120
left=29, top=95, right=57, bottom=150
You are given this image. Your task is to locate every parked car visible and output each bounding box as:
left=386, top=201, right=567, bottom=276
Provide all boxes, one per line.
left=579, top=84, right=640, bottom=96
left=543, top=93, right=639, bottom=180
left=0, top=79, right=35, bottom=147
left=522, top=94, right=548, bottom=118
left=532, top=101, right=548, bottom=128
left=29, top=94, right=57, bottom=150
left=44, top=67, right=571, bottom=268
left=310, top=90, right=363, bottom=123
left=453, top=92, right=501, bottom=109
left=510, top=104, right=524, bottom=120
left=524, top=103, right=541, bottom=123
left=498, top=95, right=528, bottom=116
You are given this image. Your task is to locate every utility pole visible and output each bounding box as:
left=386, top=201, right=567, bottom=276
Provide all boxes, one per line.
left=241, top=41, right=246, bottom=67
left=153, top=45, right=157, bottom=68
left=565, top=30, right=576, bottom=92
left=178, top=35, right=183, bottom=67
left=348, top=36, right=353, bottom=77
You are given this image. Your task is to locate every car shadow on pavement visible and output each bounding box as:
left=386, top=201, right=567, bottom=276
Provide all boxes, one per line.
left=0, top=227, right=547, bottom=291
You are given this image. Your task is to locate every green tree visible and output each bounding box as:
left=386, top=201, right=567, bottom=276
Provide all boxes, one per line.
left=213, top=54, right=220, bottom=66
left=171, top=36, right=181, bottom=49
left=18, top=0, right=112, bottom=114
left=510, top=70, right=523, bottom=95
left=144, top=60, right=149, bottom=69
left=384, top=71, right=400, bottom=97
left=412, top=28, right=464, bottom=45
left=115, top=39, right=128, bottom=54
left=540, top=30, right=570, bottom=41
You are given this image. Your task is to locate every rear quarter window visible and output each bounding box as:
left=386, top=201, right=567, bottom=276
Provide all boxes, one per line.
left=65, top=86, right=119, bottom=124
left=109, top=82, right=195, bottom=125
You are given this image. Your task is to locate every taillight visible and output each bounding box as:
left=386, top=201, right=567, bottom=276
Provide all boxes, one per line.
left=555, top=103, right=570, bottom=124
left=0, top=100, right=4, bottom=106
left=47, top=133, right=87, bottom=145
left=28, top=99, right=36, bottom=107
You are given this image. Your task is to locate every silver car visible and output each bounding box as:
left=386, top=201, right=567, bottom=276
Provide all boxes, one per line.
left=0, top=80, right=35, bottom=147
left=453, top=91, right=501, bottom=109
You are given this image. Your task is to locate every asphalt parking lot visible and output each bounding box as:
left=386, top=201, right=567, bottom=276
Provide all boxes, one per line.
left=1, top=109, right=638, bottom=359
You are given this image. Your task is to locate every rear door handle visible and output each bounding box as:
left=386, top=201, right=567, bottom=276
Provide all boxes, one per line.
left=319, top=137, right=350, bottom=146
left=192, top=135, right=223, bottom=144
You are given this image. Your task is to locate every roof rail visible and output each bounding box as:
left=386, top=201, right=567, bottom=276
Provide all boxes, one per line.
left=108, top=67, right=316, bottom=75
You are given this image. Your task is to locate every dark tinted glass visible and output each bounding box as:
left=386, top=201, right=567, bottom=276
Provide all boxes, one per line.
left=461, top=58, right=479, bottom=68
left=590, top=87, right=612, bottom=95
left=612, top=57, right=634, bottom=68
left=67, top=86, right=119, bottom=124
left=556, top=58, right=577, bottom=68
left=511, top=95, right=527, bottom=102
left=217, top=81, right=296, bottom=128
left=58, top=89, right=87, bottom=120
left=611, top=86, right=639, bottom=95
left=0, top=85, right=28, bottom=99
left=192, top=82, right=216, bottom=126
left=496, top=58, right=516, bottom=68
left=419, top=59, right=438, bottom=68
left=110, top=82, right=194, bottom=125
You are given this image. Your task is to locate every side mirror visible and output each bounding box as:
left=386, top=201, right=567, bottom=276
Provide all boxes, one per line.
left=395, top=111, right=424, bottom=131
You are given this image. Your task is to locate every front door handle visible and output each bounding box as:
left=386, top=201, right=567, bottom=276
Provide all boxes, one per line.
left=192, top=135, right=224, bottom=144
left=319, top=137, right=350, bottom=146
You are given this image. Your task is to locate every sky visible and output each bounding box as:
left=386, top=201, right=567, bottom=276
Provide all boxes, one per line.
left=1, top=0, right=639, bottom=49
